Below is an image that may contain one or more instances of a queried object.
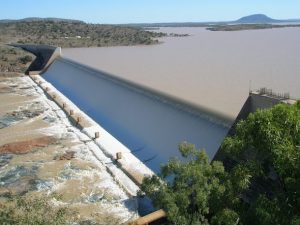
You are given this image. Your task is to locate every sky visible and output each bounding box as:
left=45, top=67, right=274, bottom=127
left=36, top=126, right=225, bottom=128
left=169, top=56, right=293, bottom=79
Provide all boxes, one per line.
left=1, top=0, right=300, bottom=24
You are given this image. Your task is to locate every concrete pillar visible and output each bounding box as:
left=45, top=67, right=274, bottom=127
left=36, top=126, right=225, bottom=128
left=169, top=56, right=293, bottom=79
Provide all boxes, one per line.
left=116, top=152, right=122, bottom=160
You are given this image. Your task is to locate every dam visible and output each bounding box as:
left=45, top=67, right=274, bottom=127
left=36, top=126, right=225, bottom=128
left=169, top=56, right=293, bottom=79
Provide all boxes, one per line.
left=14, top=44, right=295, bottom=178
left=10, top=44, right=296, bottom=221
left=41, top=57, right=229, bottom=173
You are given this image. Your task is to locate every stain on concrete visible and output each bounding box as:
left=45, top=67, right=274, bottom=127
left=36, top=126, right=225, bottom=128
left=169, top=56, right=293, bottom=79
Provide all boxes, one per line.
left=0, top=136, right=56, bottom=154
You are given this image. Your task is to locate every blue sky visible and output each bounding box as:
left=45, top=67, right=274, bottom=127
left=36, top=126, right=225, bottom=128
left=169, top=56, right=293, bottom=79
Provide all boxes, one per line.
left=1, top=0, right=299, bottom=24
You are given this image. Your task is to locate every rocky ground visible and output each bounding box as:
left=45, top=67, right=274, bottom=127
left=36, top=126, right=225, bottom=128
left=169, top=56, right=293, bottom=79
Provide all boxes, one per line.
left=0, top=72, right=138, bottom=224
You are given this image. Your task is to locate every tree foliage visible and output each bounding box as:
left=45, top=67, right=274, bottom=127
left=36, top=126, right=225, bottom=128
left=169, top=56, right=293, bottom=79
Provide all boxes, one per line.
left=141, top=101, right=300, bottom=225
left=222, top=102, right=300, bottom=225
left=140, top=142, right=247, bottom=225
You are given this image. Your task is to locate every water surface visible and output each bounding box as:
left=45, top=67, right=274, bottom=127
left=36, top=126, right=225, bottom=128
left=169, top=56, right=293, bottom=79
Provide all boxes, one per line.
left=63, top=27, right=300, bottom=120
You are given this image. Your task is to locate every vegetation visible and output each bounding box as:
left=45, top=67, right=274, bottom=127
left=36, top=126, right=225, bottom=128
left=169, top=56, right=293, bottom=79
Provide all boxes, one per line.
left=0, top=194, right=72, bottom=225
left=18, top=55, right=33, bottom=64
left=0, top=45, right=35, bottom=73
left=140, top=102, right=300, bottom=225
left=207, top=24, right=300, bottom=31
left=0, top=193, right=124, bottom=224
left=169, top=33, right=190, bottom=37
left=0, top=20, right=166, bottom=48
left=222, top=102, right=300, bottom=225
left=140, top=142, right=245, bottom=225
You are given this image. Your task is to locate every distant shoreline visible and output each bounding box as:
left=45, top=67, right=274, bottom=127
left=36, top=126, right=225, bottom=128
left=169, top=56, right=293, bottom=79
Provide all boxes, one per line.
left=207, top=23, right=300, bottom=31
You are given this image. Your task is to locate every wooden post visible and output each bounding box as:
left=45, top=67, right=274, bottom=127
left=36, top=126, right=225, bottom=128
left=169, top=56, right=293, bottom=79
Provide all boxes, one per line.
left=45, top=87, right=49, bottom=91
left=52, top=94, right=56, bottom=99
left=62, top=103, right=66, bottom=108
left=76, top=117, right=81, bottom=123
left=129, top=209, right=167, bottom=225
left=116, top=152, right=122, bottom=160
left=95, top=132, right=100, bottom=139
left=69, top=110, right=74, bottom=115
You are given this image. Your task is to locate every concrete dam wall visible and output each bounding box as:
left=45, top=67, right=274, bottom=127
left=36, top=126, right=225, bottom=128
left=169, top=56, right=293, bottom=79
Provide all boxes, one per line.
left=42, top=57, right=229, bottom=173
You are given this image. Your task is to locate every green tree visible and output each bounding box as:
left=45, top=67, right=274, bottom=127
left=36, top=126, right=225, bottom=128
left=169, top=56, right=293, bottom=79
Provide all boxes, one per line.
left=140, top=142, right=246, bottom=225
left=221, top=101, right=300, bottom=225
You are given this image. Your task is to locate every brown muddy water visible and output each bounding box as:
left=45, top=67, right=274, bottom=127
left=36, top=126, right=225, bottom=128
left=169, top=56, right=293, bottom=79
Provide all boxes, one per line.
left=63, top=27, right=300, bottom=120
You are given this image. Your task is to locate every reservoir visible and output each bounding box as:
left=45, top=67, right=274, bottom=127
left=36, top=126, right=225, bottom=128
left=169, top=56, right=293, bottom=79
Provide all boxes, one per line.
left=63, top=27, right=300, bottom=120
left=43, top=27, right=300, bottom=173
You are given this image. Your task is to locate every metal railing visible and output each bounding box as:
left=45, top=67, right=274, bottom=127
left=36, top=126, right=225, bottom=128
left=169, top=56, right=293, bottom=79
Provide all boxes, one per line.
left=257, top=87, right=290, bottom=100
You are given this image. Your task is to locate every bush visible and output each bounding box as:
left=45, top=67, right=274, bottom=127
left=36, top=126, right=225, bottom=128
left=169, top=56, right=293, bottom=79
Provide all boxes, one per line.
left=140, top=143, right=245, bottom=225
left=0, top=194, right=72, bottom=225
left=18, top=55, right=33, bottom=64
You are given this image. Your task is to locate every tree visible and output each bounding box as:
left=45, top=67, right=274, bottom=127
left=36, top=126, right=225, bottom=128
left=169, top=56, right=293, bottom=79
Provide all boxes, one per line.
left=141, top=101, right=300, bottom=225
left=221, top=101, right=300, bottom=225
left=140, top=142, right=246, bottom=225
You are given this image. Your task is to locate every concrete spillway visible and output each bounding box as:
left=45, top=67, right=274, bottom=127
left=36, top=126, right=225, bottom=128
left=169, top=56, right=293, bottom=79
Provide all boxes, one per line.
left=42, top=58, right=229, bottom=173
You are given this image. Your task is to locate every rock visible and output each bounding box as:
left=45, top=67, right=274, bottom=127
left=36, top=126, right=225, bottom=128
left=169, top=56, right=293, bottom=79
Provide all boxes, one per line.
left=0, top=154, right=13, bottom=168
left=0, top=165, right=38, bottom=195
left=54, top=151, right=75, bottom=160
left=0, top=102, right=45, bottom=129
left=0, top=136, right=56, bottom=154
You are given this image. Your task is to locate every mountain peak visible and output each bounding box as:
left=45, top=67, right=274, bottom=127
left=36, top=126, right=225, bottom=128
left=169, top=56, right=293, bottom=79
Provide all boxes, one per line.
left=236, top=14, right=278, bottom=24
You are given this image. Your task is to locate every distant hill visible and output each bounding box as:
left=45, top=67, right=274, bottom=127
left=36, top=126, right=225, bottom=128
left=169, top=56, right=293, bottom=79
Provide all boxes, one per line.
left=207, top=14, right=300, bottom=31
left=234, top=14, right=300, bottom=24
left=235, top=14, right=280, bottom=24
left=125, top=14, right=300, bottom=28
left=0, top=20, right=165, bottom=48
left=0, top=17, right=85, bottom=23
left=282, top=18, right=300, bottom=23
